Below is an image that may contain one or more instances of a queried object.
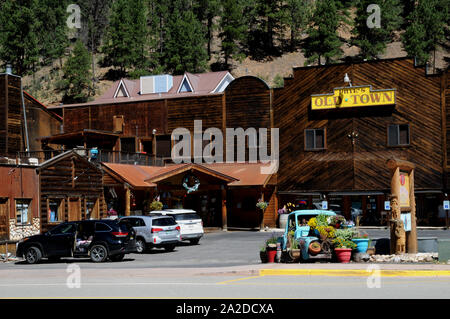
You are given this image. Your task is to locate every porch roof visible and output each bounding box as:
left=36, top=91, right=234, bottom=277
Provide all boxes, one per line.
left=101, top=162, right=275, bottom=189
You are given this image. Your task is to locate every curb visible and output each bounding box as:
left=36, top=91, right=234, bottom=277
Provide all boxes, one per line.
left=259, top=268, right=450, bottom=277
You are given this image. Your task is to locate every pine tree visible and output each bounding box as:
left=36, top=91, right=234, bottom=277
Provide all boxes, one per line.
left=0, top=0, right=40, bottom=75
left=302, top=0, right=344, bottom=65
left=218, top=0, right=246, bottom=67
left=194, top=0, right=220, bottom=60
left=402, top=0, right=448, bottom=69
left=352, top=0, right=403, bottom=60
left=61, top=40, right=92, bottom=103
left=285, top=0, right=313, bottom=51
left=34, top=0, right=69, bottom=66
left=243, top=0, right=285, bottom=58
left=162, top=0, right=208, bottom=74
left=101, top=0, right=148, bottom=75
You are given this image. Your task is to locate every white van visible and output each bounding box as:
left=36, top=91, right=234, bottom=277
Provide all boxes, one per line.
left=150, top=209, right=204, bottom=244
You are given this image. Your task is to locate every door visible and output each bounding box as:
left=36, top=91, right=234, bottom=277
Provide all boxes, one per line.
left=47, top=222, right=77, bottom=256
left=68, top=198, right=81, bottom=221
left=0, top=198, right=9, bottom=240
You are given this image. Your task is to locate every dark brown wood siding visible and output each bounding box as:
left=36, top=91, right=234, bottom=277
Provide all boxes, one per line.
left=275, top=58, right=443, bottom=192
left=39, top=154, right=104, bottom=232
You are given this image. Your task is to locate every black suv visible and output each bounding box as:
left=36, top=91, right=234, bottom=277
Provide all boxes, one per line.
left=16, top=219, right=136, bottom=264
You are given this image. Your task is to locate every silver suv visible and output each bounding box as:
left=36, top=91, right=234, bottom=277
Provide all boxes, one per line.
left=120, top=215, right=181, bottom=253
left=151, top=209, right=204, bottom=245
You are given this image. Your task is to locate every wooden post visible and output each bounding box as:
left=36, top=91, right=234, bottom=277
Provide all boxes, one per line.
left=221, top=187, right=227, bottom=231
left=125, top=186, right=131, bottom=216
left=260, top=190, right=265, bottom=230
left=407, top=169, right=418, bottom=253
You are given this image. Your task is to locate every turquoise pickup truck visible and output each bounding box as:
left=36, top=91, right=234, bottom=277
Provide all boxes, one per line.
left=280, top=210, right=337, bottom=262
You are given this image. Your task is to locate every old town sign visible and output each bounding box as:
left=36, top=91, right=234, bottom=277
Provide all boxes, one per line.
left=311, top=85, right=396, bottom=111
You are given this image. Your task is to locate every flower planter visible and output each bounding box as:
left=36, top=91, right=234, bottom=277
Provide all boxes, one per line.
left=352, top=238, right=369, bottom=253
left=266, top=249, right=277, bottom=263
left=279, top=214, right=288, bottom=230
left=334, top=248, right=352, bottom=263
left=308, top=242, right=321, bottom=255
left=259, top=251, right=268, bottom=263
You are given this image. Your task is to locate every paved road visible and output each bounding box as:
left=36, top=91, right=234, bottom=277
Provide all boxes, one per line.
left=1, top=230, right=450, bottom=299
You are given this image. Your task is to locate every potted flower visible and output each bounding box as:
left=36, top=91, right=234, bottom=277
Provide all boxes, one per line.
left=352, top=233, right=370, bottom=253
left=289, top=237, right=301, bottom=260
left=332, top=237, right=356, bottom=263
left=259, top=245, right=268, bottom=263
left=265, top=236, right=278, bottom=263
left=328, top=215, right=345, bottom=229
left=256, top=199, right=269, bottom=229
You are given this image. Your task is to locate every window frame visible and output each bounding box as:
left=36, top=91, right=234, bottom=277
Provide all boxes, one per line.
left=15, top=199, right=32, bottom=226
left=387, top=123, right=410, bottom=147
left=304, top=128, right=327, bottom=151
left=47, top=198, right=65, bottom=224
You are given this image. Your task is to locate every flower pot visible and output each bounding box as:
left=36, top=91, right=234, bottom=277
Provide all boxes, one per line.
left=308, top=242, right=321, bottom=255
left=266, top=249, right=277, bottom=263
left=259, top=251, right=268, bottom=263
left=279, top=214, right=288, bottom=230
left=352, top=238, right=369, bottom=253
left=334, top=248, right=352, bottom=263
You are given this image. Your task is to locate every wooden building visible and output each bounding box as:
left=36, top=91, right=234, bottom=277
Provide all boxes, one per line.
left=0, top=73, right=62, bottom=156
left=42, top=73, right=278, bottom=229
left=274, top=58, right=448, bottom=226
left=36, top=150, right=105, bottom=233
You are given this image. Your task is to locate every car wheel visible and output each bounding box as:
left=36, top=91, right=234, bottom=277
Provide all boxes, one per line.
left=164, top=244, right=175, bottom=252
left=110, top=254, right=125, bottom=262
left=90, top=244, right=108, bottom=263
left=135, top=238, right=146, bottom=253
left=189, top=238, right=200, bottom=245
left=25, top=246, right=42, bottom=264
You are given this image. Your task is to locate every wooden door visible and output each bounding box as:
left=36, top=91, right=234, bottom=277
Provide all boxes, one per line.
left=0, top=198, right=9, bottom=240
left=68, top=198, right=81, bottom=221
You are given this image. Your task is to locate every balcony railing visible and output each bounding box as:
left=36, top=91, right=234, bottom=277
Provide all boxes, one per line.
left=16, top=149, right=170, bottom=166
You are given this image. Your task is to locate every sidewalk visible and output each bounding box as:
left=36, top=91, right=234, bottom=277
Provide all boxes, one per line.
left=194, top=262, right=450, bottom=278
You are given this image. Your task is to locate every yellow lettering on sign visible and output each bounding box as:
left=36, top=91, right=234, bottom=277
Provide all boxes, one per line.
left=311, top=85, right=396, bottom=110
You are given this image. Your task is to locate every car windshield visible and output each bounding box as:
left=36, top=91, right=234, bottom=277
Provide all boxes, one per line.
left=172, top=213, right=201, bottom=221
left=153, top=217, right=177, bottom=226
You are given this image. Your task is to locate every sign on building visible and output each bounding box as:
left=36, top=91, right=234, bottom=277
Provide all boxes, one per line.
left=311, top=85, right=396, bottom=111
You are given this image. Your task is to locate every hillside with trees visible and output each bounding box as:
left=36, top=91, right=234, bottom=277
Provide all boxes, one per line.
left=0, top=0, right=448, bottom=106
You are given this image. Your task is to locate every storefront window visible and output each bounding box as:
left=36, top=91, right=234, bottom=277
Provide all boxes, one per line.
left=16, top=199, right=31, bottom=225
left=85, top=199, right=98, bottom=220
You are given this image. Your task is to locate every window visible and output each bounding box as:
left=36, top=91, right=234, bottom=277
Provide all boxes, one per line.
left=388, top=124, right=410, bottom=146
left=113, top=115, right=124, bottom=133
left=95, top=222, right=112, bottom=232
left=49, top=223, right=76, bottom=235
left=153, top=217, right=177, bottom=226
left=122, top=218, right=145, bottom=227
left=16, top=199, right=31, bottom=225
left=48, top=199, right=64, bottom=223
left=85, top=198, right=99, bottom=220
left=305, top=129, right=326, bottom=150
left=156, top=135, right=172, bottom=157
left=120, top=137, right=136, bottom=153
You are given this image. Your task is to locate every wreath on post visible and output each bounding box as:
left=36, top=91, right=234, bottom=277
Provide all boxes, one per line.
left=182, top=173, right=200, bottom=194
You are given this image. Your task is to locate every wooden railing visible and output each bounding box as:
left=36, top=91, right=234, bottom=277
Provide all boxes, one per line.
left=16, top=149, right=171, bottom=166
